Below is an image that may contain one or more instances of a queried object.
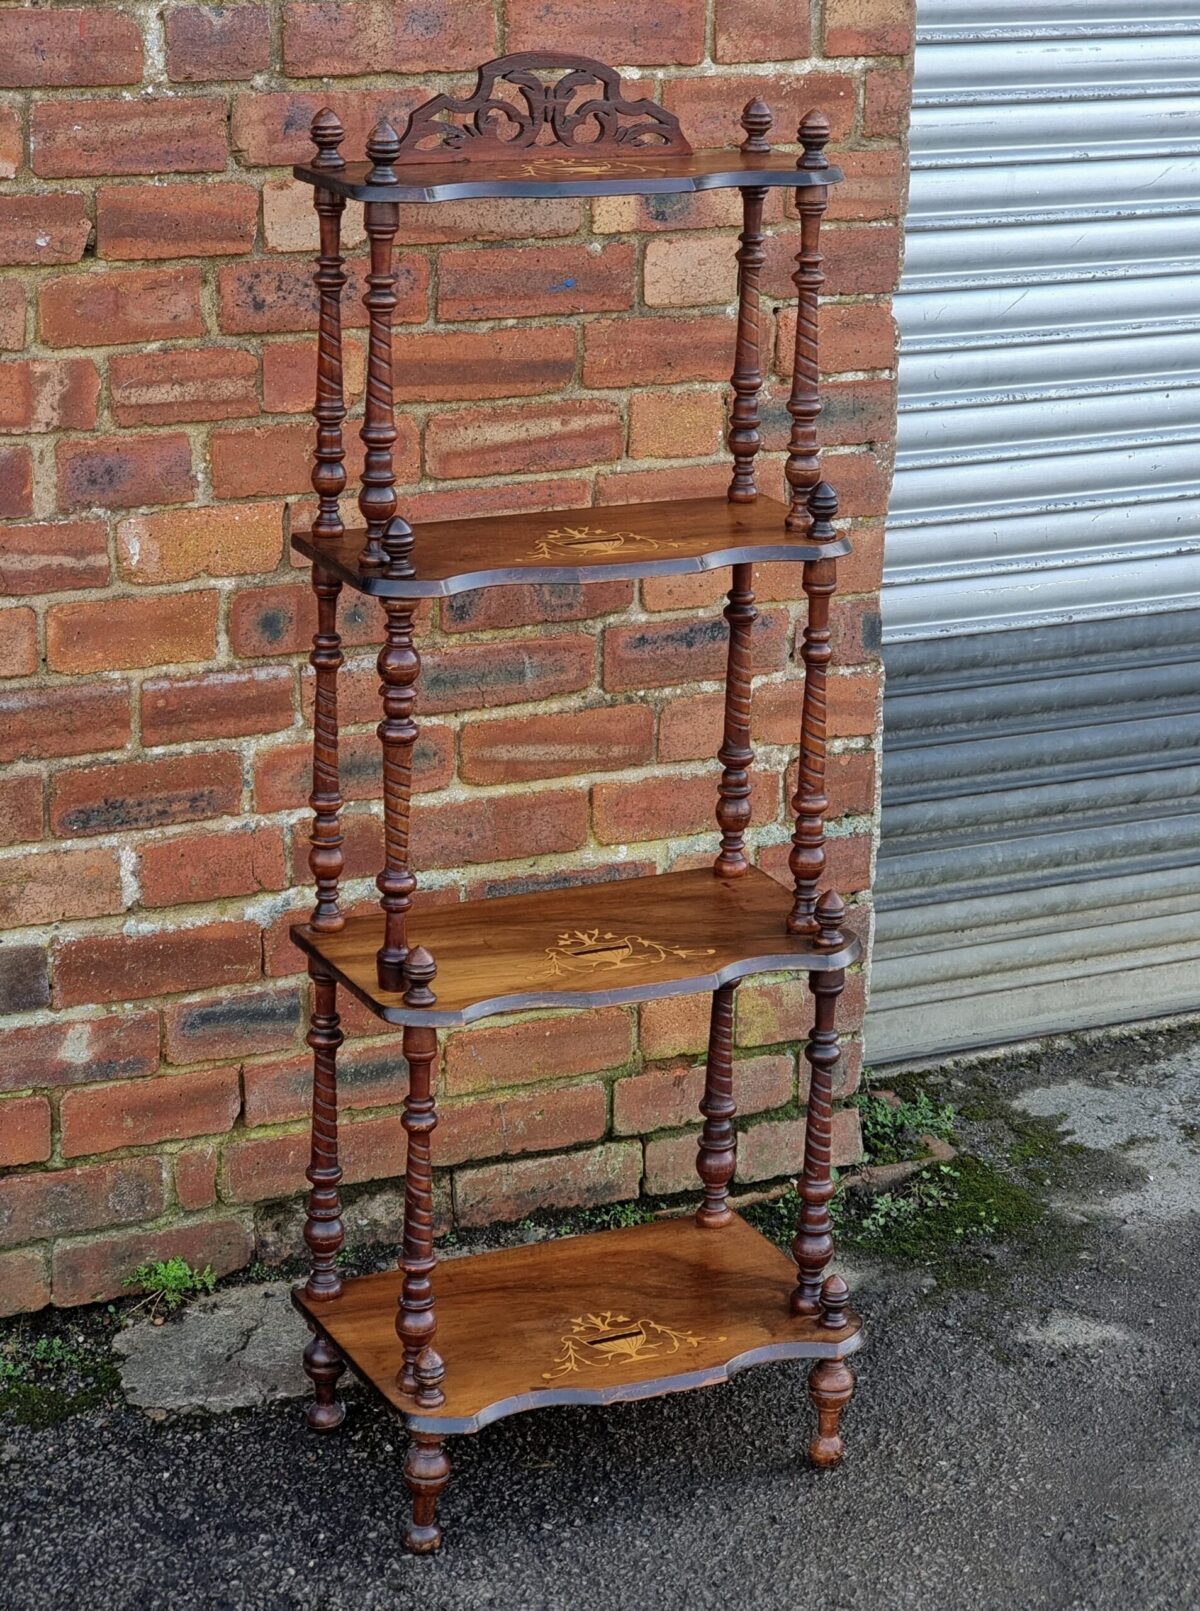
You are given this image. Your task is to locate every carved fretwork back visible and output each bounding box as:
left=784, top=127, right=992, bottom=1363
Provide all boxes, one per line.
left=394, top=52, right=692, bottom=164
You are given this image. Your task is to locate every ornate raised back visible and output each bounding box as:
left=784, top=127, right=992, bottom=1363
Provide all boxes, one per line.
left=394, top=53, right=692, bottom=165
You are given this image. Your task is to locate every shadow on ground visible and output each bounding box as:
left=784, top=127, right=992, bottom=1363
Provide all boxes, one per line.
left=2, top=1019, right=1198, bottom=1611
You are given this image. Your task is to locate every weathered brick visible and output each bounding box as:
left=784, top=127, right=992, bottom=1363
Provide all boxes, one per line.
left=0, top=1157, right=164, bottom=1250
left=426, top=399, right=624, bottom=481
left=283, top=0, right=497, bottom=74
left=254, top=724, right=452, bottom=812
left=628, top=388, right=725, bottom=459
left=0, top=774, right=42, bottom=848
left=824, top=0, right=915, bottom=57
left=0, top=193, right=90, bottom=266
left=594, top=189, right=760, bottom=235
left=216, top=254, right=424, bottom=334
left=0, top=358, right=99, bottom=433
left=230, top=582, right=382, bottom=659
left=0, top=845, right=123, bottom=929
left=439, top=1082, right=608, bottom=1168
left=31, top=95, right=227, bottom=178
left=0, top=520, right=109, bottom=595
left=117, top=503, right=281, bottom=586
left=55, top=920, right=261, bottom=1008
left=421, top=634, right=594, bottom=715
left=0, top=605, right=37, bottom=674
left=643, top=235, right=738, bottom=308
left=508, top=0, right=704, bottom=64
left=864, top=65, right=912, bottom=139
left=584, top=315, right=735, bottom=388
left=109, top=347, right=258, bottom=427
left=460, top=704, right=654, bottom=785
left=60, top=1067, right=241, bottom=1158
left=441, top=579, right=634, bottom=634
left=737, top=970, right=867, bottom=1048
left=56, top=432, right=195, bottom=513
left=439, top=242, right=635, bottom=321
left=261, top=176, right=367, bottom=255
left=242, top=1040, right=409, bottom=1127
left=38, top=265, right=204, bottom=347
left=822, top=226, right=903, bottom=298
left=166, top=4, right=271, bottom=81
left=0, top=1012, right=159, bottom=1095
left=0, top=682, right=131, bottom=764
left=141, top=667, right=294, bottom=746
left=0, top=10, right=143, bottom=88
left=825, top=149, right=907, bottom=223
left=614, top=1052, right=793, bottom=1135
left=0, top=281, right=26, bottom=347
left=594, top=770, right=781, bottom=845
left=173, top=1144, right=219, bottom=1210
left=639, top=994, right=711, bottom=1060
left=210, top=419, right=406, bottom=500
left=604, top=463, right=736, bottom=508
left=261, top=332, right=366, bottom=413
left=736, top=1107, right=863, bottom=1184
left=0, top=446, right=33, bottom=517
left=775, top=301, right=898, bottom=378
left=162, top=986, right=300, bottom=1066
left=455, top=1141, right=643, bottom=1227
left=665, top=72, right=858, bottom=148
left=400, top=477, right=592, bottom=530
left=139, top=824, right=288, bottom=909
left=0, top=103, right=19, bottom=179
left=52, top=1216, right=252, bottom=1307
left=97, top=182, right=257, bottom=261
left=0, top=947, right=51, bottom=1019
left=715, top=0, right=811, bottom=61
left=413, top=789, right=589, bottom=872
left=46, top=589, right=216, bottom=673
left=222, top=1114, right=405, bottom=1203
left=0, top=1095, right=52, bottom=1168
left=0, top=1248, right=50, bottom=1317
left=231, top=87, right=423, bottom=168
left=603, top=609, right=788, bottom=691
left=445, top=1007, right=633, bottom=1096
left=369, top=328, right=579, bottom=403
left=50, top=751, right=241, bottom=839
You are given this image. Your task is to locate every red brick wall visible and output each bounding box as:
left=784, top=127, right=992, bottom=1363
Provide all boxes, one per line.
left=0, top=2, right=913, bottom=1312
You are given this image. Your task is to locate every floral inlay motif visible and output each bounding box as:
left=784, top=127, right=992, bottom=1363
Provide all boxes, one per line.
left=542, top=930, right=716, bottom=978
left=530, top=524, right=684, bottom=559
left=542, top=1311, right=723, bottom=1381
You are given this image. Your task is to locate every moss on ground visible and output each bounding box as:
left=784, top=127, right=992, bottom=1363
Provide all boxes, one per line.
left=0, top=1313, right=122, bottom=1429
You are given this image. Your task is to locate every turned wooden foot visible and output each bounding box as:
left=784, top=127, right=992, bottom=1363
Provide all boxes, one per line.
left=808, top=1355, right=854, bottom=1468
left=303, top=1331, right=346, bottom=1432
left=404, top=1432, right=450, bottom=1553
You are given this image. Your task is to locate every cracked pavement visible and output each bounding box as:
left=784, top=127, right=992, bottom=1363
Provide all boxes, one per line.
left=2, top=1020, right=1199, bottom=1611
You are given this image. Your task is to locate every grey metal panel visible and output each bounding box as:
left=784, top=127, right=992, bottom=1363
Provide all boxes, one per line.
left=874, top=4, right=1200, bottom=1064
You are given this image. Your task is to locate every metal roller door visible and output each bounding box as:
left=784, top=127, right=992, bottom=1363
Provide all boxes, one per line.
left=870, top=0, right=1200, bottom=1062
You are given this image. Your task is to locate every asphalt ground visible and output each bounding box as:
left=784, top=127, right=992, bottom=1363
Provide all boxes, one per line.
left=2, top=1019, right=1198, bottom=1611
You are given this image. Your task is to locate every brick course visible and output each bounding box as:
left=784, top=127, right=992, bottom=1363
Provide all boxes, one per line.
left=0, top=1, right=910, bottom=1310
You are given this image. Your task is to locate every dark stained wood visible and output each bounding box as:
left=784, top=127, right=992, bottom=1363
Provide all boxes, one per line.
left=307, top=569, right=344, bottom=933
left=727, top=100, right=771, bottom=504
left=357, top=129, right=403, bottom=573
left=808, top=1354, right=855, bottom=1467
left=294, top=148, right=843, bottom=204
left=403, top=1434, right=450, bottom=1554
left=714, top=563, right=757, bottom=877
left=695, top=983, right=738, bottom=1228
left=788, top=484, right=839, bottom=937
left=293, top=1213, right=863, bottom=1436
left=291, top=494, right=850, bottom=599
left=394, top=53, right=692, bottom=165
left=301, top=1331, right=346, bottom=1433
left=374, top=602, right=420, bottom=992
left=291, top=866, right=861, bottom=1028
left=302, top=965, right=345, bottom=1303
left=784, top=110, right=831, bottom=533
left=791, top=892, right=847, bottom=1317
left=396, top=981, right=445, bottom=1409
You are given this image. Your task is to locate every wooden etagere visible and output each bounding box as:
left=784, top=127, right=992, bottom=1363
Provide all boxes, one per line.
left=287, top=54, right=863, bottom=1554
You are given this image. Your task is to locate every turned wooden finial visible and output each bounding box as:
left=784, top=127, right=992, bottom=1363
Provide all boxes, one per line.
left=310, top=108, right=346, bottom=171
left=740, top=97, right=773, bottom=153
left=798, top=109, right=831, bottom=171
left=366, top=118, right=401, bottom=185
left=820, top=1272, right=850, bottom=1331
left=808, top=479, right=839, bottom=541
left=403, top=945, right=437, bottom=1008
left=815, top=889, right=846, bottom=953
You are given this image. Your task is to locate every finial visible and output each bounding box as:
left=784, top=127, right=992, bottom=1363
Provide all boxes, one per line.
left=808, top=479, right=839, bottom=542
left=403, top=945, right=437, bottom=1008
left=798, top=108, right=831, bottom=171
left=310, top=108, right=346, bottom=171
left=740, top=97, right=773, bottom=154
left=815, top=889, right=846, bottom=953
left=366, top=118, right=401, bottom=186
left=820, top=1272, right=850, bottom=1331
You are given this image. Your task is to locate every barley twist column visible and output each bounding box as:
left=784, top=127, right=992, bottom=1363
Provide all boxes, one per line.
left=788, top=483, right=839, bottom=936
left=395, top=949, right=445, bottom=1411
left=358, top=122, right=402, bottom=573
left=375, top=601, right=419, bottom=992
left=784, top=110, right=831, bottom=532
left=714, top=565, right=758, bottom=877
left=696, top=983, right=739, bottom=1227
left=727, top=97, right=771, bottom=504
left=792, top=893, right=847, bottom=1317
left=301, top=964, right=346, bottom=1430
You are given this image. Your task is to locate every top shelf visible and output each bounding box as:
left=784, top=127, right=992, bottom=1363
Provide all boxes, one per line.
left=293, top=149, right=844, bottom=205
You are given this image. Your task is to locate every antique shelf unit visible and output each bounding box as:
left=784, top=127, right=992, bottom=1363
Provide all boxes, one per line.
left=288, top=54, right=863, bottom=1553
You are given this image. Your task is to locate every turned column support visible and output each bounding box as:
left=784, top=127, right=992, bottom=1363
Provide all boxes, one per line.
left=727, top=98, right=771, bottom=504
left=308, top=568, right=344, bottom=933
left=784, top=110, right=831, bottom=533
left=358, top=122, right=406, bottom=575
left=309, top=109, right=348, bottom=542
left=375, top=600, right=420, bottom=992
left=714, top=563, right=757, bottom=877
left=301, top=962, right=346, bottom=1431
left=696, top=982, right=738, bottom=1227
left=787, top=482, right=839, bottom=937
left=404, top=1432, right=451, bottom=1554
left=791, top=893, right=847, bottom=1317
left=396, top=949, right=445, bottom=1411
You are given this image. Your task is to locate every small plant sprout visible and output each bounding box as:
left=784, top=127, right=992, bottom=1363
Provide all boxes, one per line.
left=124, top=1257, right=217, bottom=1322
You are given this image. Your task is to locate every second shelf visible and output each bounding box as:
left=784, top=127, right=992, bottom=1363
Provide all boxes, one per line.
left=292, top=866, right=861, bottom=1026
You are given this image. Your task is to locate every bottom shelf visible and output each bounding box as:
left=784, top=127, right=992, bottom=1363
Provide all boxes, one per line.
left=294, top=1213, right=863, bottom=1435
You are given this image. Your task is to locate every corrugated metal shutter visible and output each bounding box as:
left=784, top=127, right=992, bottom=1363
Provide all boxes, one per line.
left=870, top=0, right=1200, bottom=1062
